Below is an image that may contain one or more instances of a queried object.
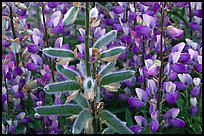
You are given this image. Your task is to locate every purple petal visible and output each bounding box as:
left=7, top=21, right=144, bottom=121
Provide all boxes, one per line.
left=14, top=91, right=25, bottom=99
left=174, top=81, right=187, bottom=91
left=134, top=116, right=148, bottom=127
left=140, top=2, right=154, bottom=6
left=165, top=93, right=177, bottom=104
left=31, top=54, right=42, bottom=65
left=77, top=35, right=84, bottom=43
left=22, top=117, right=32, bottom=124
left=106, top=19, right=116, bottom=26
left=194, top=62, right=202, bottom=73
left=118, top=94, right=129, bottom=101
left=48, top=2, right=61, bottom=8
left=169, top=71, right=177, bottom=81
left=128, top=97, right=145, bottom=108
left=189, top=106, right=198, bottom=116
left=171, top=63, right=187, bottom=74
left=54, top=37, right=63, bottom=48
left=169, top=118, right=185, bottom=128
left=28, top=44, right=39, bottom=53
left=120, top=34, right=134, bottom=45
left=164, top=108, right=180, bottom=118
left=194, top=9, right=202, bottom=18
left=61, top=44, right=70, bottom=49
left=150, top=119, right=159, bottom=132
left=189, top=22, right=201, bottom=31
left=2, top=94, right=7, bottom=103
left=52, top=25, right=64, bottom=34
left=137, top=75, right=144, bottom=83
left=26, top=63, right=40, bottom=71
left=129, top=12, right=136, bottom=20
left=112, top=6, right=125, bottom=14
left=5, top=72, right=12, bottom=80
left=135, top=25, right=152, bottom=36
left=13, top=67, right=23, bottom=76
left=167, top=26, right=184, bottom=39
left=178, top=53, right=190, bottom=63
left=191, top=87, right=200, bottom=98
left=132, top=46, right=140, bottom=54
left=130, top=125, right=144, bottom=134
left=112, top=23, right=123, bottom=32
left=176, top=2, right=189, bottom=8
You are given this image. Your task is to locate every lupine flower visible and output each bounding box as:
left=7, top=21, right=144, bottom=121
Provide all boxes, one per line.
left=129, top=116, right=147, bottom=133
left=163, top=108, right=185, bottom=128
left=166, top=25, right=184, bottom=39
left=128, top=88, right=148, bottom=108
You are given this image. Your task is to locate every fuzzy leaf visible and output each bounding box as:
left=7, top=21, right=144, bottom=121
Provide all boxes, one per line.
left=100, top=46, right=126, bottom=62
left=100, top=110, right=133, bottom=134
left=73, top=93, right=89, bottom=108
left=72, top=109, right=93, bottom=134
left=42, top=48, right=74, bottom=59
left=63, top=6, right=79, bottom=26
left=102, top=127, right=117, bottom=134
left=100, top=70, right=135, bottom=86
left=93, top=30, right=117, bottom=49
left=99, top=61, right=116, bottom=76
left=44, top=81, right=80, bottom=94
left=34, top=104, right=83, bottom=116
left=56, top=64, right=78, bottom=81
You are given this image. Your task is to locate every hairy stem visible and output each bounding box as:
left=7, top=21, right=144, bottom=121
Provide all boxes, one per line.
left=189, top=2, right=192, bottom=39
left=85, top=2, right=91, bottom=77
left=157, top=2, right=167, bottom=111
left=85, top=2, right=98, bottom=134
left=9, top=6, right=19, bottom=67
left=42, top=5, right=55, bottom=83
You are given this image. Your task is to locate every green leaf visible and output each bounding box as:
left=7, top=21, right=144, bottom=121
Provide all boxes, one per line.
left=125, top=108, right=134, bottom=127
left=42, top=48, right=74, bottom=59
left=44, top=81, right=80, bottom=94
left=62, top=6, right=79, bottom=26
left=56, top=64, right=78, bottom=81
left=35, top=104, right=83, bottom=116
left=176, top=97, right=184, bottom=110
left=102, top=127, right=116, bottom=134
left=72, top=109, right=92, bottom=134
left=93, top=30, right=117, bottom=49
left=99, top=61, right=116, bottom=76
left=73, top=93, right=89, bottom=108
left=100, top=110, right=133, bottom=134
left=100, top=46, right=126, bottom=62
left=100, top=70, right=135, bottom=86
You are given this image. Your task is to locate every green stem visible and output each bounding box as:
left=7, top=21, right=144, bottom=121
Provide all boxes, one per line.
left=189, top=2, right=192, bottom=39
left=157, top=2, right=167, bottom=111
left=9, top=6, right=19, bottom=67
left=85, top=2, right=91, bottom=77
left=85, top=2, right=98, bottom=134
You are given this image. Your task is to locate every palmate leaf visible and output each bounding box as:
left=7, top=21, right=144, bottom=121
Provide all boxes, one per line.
left=34, top=104, right=83, bottom=116
left=72, top=109, right=93, bottom=134
left=73, top=93, right=89, bottom=108
left=62, top=6, right=79, bottom=26
left=100, top=46, right=126, bottom=62
left=100, top=70, right=135, bottom=86
left=93, top=30, right=117, bottom=49
left=56, top=64, right=78, bottom=81
left=100, top=110, right=133, bottom=134
left=99, top=61, right=116, bottom=76
left=42, top=48, right=74, bottom=59
left=44, top=81, right=80, bottom=94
